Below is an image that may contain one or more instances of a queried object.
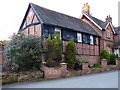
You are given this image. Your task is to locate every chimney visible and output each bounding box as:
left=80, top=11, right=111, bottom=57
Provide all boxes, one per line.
left=106, top=15, right=112, bottom=23
left=82, top=3, right=90, bottom=14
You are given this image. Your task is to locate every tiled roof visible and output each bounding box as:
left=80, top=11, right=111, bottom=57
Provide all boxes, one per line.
left=30, top=3, right=101, bottom=36
left=114, top=26, right=120, bottom=34
left=85, top=14, right=108, bottom=29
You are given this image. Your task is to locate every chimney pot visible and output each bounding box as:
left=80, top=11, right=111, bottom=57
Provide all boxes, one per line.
left=82, top=3, right=90, bottom=14
left=106, top=15, right=112, bottom=23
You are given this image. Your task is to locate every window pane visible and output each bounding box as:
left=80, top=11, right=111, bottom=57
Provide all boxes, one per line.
left=90, top=35, right=93, bottom=44
left=55, top=27, right=61, bottom=38
left=77, top=33, right=82, bottom=42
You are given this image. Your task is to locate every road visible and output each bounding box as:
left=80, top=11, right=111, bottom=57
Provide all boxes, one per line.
left=2, top=71, right=118, bottom=88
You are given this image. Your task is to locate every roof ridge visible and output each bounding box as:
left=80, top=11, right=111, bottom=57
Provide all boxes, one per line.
left=30, top=3, right=82, bottom=21
left=27, top=3, right=101, bottom=36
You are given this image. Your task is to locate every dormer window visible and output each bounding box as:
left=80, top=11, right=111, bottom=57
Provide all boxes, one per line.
left=106, top=29, right=110, bottom=38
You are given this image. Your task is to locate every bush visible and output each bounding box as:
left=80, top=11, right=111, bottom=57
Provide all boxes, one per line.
left=65, top=40, right=76, bottom=70
left=100, top=50, right=110, bottom=63
left=46, top=60, right=60, bottom=67
left=74, top=58, right=82, bottom=70
left=109, top=54, right=118, bottom=65
left=4, top=34, right=43, bottom=72
left=45, top=34, right=62, bottom=65
left=91, top=64, right=101, bottom=69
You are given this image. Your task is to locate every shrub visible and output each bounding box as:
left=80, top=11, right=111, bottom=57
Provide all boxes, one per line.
left=46, top=60, right=60, bottom=67
left=65, top=40, right=76, bottom=70
left=45, top=34, right=62, bottom=66
left=52, top=34, right=62, bottom=61
left=109, top=54, right=118, bottom=65
left=4, top=34, right=43, bottom=72
left=91, top=64, right=101, bottom=69
left=74, top=58, right=83, bottom=70
left=100, top=50, right=110, bottom=63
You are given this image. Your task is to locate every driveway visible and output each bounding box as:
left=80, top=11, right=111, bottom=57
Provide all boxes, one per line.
left=2, top=71, right=118, bottom=88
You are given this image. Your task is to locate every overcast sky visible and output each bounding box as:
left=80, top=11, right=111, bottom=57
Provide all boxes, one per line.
left=0, top=0, right=119, bottom=40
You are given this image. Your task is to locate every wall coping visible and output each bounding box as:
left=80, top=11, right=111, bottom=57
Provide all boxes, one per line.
left=60, top=63, right=67, bottom=65
left=115, top=58, right=120, bottom=60
left=101, top=59, right=107, bottom=61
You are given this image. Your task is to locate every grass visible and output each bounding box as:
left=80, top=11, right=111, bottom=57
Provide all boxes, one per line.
left=2, top=78, right=59, bottom=86
left=90, top=64, right=101, bottom=69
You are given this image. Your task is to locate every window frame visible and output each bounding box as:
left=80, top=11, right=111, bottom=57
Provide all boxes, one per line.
left=77, top=33, right=82, bottom=42
left=106, top=29, right=110, bottom=38
left=90, top=35, right=94, bottom=45
left=55, top=27, right=61, bottom=38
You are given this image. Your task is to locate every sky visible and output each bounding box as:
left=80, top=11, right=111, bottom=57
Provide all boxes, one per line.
left=0, top=0, right=119, bottom=40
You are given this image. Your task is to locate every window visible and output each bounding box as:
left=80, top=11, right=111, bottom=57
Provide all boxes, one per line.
left=93, top=37, right=96, bottom=45
left=106, top=29, right=110, bottom=38
left=90, top=35, right=93, bottom=44
left=77, top=33, right=82, bottom=42
left=55, top=27, right=61, bottom=38
left=44, top=30, right=49, bottom=38
left=83, top=34, right=87, bottom=44
left=107, top=46, right=110, bottom=53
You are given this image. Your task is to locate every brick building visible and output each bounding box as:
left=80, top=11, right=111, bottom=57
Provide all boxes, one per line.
left=0, top=41, right=4, bottom=64
left=18, top=3, right=120, bottom=65
left=114, top=27, right=120, bottom=57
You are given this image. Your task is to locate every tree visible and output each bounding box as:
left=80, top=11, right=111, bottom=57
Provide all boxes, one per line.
left=52, top=34, right=62, bottom=61
left=109, top=54, right=118, bottom=65
left=45, top=34, right=62, bottom=67
left=100, top=50, right=110, bottom=63
left=2, top=40, right=9, bottom=44
left=64, top=39, right=76, bottom=69
left=4, top=34, right=43, bottom=72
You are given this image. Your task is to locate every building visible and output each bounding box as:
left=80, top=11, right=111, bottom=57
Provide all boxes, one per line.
left=18, top=3, right=120, bottom=65
left=0, top=41, right=5, bottom=64
left=114, top=27, right=120, bottom=57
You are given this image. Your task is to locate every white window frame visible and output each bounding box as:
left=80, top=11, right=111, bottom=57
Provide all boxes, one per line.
left=55, top=27, right=61, bottom=38
left=77, top=33, right=82, bottom=42
left=90, top=35, right=93, bottom=44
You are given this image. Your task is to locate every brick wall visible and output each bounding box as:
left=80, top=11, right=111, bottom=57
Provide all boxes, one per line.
left=0, top=44, right=4, bottom=64
left=82, top=16, right=114, bottom=53
left=20, top=7, right=41, bottom=37
left=63, top=41, right=100, bottom=65
left=42, top=63, right=69, bottom=78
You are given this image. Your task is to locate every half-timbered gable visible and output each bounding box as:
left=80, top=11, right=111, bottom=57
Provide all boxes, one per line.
left=18, top=4, right=41, bottom=37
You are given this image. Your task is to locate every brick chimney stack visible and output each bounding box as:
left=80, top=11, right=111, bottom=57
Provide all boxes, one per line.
left=106, top=15, right=112, bottom=23
left=82, top=3, right=90, bottom=15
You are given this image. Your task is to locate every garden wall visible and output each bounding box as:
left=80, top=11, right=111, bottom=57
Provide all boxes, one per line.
left=42, top=63, right=69, bottom=78
left=2, top=71, right=43, bottom=84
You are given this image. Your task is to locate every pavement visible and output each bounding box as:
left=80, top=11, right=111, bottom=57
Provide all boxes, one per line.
left=2, top=71, right=119, bottom=88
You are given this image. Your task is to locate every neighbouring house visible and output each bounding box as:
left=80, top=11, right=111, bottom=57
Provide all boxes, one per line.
left=0, top=41, right=5, bottom=64
left=114, top=27, right=120, bottom=57
left=18, top=3, right=119, bottom=65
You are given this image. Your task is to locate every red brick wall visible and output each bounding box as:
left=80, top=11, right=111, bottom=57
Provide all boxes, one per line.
left=27, top=8, right=34, bottom=25
left=20, top=7, right=41, bottom=37
left=0, top=44, right=4, bottom=64
left=82, top=16, right=114, bottom=53
left=63, top=41, right=100, bottom=65
left=42, top=63, right=69, bottom=78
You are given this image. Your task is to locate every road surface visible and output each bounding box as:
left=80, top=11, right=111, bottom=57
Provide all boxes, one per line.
left=2, top=71, right=118, bottom=88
